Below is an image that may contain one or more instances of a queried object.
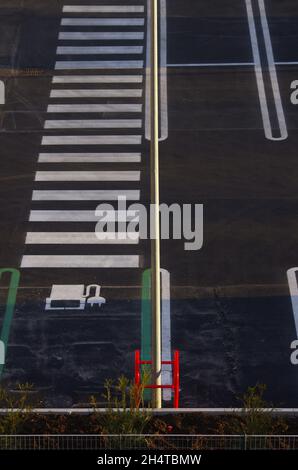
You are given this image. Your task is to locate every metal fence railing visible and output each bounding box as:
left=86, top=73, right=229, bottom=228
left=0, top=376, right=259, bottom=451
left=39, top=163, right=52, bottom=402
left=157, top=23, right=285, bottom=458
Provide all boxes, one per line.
left=0, top=434, right=298, bottom=450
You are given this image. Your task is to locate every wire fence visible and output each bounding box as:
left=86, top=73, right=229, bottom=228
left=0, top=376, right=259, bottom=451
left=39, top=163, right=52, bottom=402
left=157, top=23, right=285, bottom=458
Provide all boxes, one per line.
left=0, top=434, right=298, bottom=450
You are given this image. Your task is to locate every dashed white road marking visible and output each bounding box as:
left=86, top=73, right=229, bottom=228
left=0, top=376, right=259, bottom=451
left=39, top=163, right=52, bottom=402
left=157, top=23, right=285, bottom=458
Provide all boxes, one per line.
left=44, top=119, right=142, bottom=129
left=21, top=255, right=140, bottom=268
left=32, top=189, right=140, bottom=201
left=50, top=89, right=142, bottom=98
left=58, top=32, right=144, bottom=41
left=35, top=171, right=140, bottom=181
left=47, top=104, right=142, bottom=113
left=56, top=46, right=143, bottom=55
left=55, top=60, right=143, bottom=69
left=29, top=210, right=139, bottom=222
left=52, top=75, right=143, bottom=83
left=245, top=0, right=287, bottom=141
left=41, top=135, right=142, bottom=145
left=38, top=153, right=141, bottom=163
left=61, top=18, right=144, bottom=26
left=25, top=232, right=140, bottom=244
left=63, top=6, right=144, bottom=13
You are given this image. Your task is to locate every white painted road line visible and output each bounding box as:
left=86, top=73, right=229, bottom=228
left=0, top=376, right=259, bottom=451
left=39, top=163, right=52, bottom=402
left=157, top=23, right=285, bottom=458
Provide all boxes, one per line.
left=44, top=119, right=142, bottom=129
left=25, top=232, right=140, bottom=244
left=38, top=153, right=141, bottom=163
left=50, top=89, right=142, bottom=98
left=47, top=104, right=142, bottom=113
left=29, top=210, right=139, bottom=222
left=167, top=62, right=254, bottom=67
left=258, top=0, right=287, bottom=141
left=145, top=0, right=168, bottom=141
left=32, top=189, right=140, bottom=201
left=53, top=75, right=143, bottom=83
left=161, top=268, right=172, bottom=401
left=43, top=211, right=140, bottom=222
left=35, top=171, right=140, bottom=181
left=57, top=46, right=143, bottom=55
left=245, top=0, right=287, bottom=141
left=63, top=6, right=144, bottom=13
left=61, top=18, right=145, bottom=26
left=159, top=0, right=168, bottom=142
left=41, top=135, right=142, bottom=145
left=21, top=255, right=140, bottom=268
left=55, top=60, right=143, bottom=69
left=58, top=32, right=144, bottom=41
left=287, top=268, right=298, bottom=338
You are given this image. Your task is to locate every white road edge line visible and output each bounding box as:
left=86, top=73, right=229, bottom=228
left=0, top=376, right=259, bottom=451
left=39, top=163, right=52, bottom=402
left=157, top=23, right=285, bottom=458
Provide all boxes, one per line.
left=245, top=0, right=287, bottom=141
left=145, top=0, right=168, bottom=141
left=287, top=268, right=298, bottom=338
left=161, top=268, right=172, bottom=401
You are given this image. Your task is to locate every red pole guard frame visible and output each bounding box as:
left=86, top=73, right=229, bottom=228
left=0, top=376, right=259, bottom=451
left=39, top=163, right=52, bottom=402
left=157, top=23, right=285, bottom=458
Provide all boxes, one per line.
left=134, top=350, right=180, bottom=408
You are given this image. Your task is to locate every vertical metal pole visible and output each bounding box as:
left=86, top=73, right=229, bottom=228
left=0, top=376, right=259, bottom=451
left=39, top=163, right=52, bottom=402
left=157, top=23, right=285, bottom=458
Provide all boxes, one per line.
left=150, top=0, right=162, bottom=408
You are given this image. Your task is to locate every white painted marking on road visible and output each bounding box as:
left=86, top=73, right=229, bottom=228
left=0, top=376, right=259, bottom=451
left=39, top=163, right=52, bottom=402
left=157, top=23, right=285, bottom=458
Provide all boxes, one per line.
left=159, top=0, right=168, bottom=142
left=32, top=189, right=140, bottom=201
left=145, top=0, right=151, bottom=142
left=25, top=232, right=140, bottom=244
left=0, top=341, right=4, bottom=366
left=41, top=135, right=142, bottom=145
left=58, top=32, right=144, bottom=41
left=29, top=210, right=139, bottom=222
left=63, top=6, right=144, bottom=13
left=44, top=119, right=142, bottom=129
left=55, top=60, right=143, bottom=69
left=258, top=0, right=287, bottom=140
left=145, top=0, right=168, bottom=141
left=276, top=62, right=298, bottom=65
left=245, top=0, right=287, bottom=141
left=50, top=89, right=142, bottom=98
left=21, top=255, right=140, bottom=268
left=287, top=268, right=298, bottom=338
left=47, top=104, right=142, bottom=113
left=35, top=171, right=140, bottom=181
left=61, top=18, right=144, bottom=26
left=53, top=75, right=143, bottom=83
left=167, top=62, right=254, bottom=67
left=38, top=153, right=141, bottom=163
left=57, top=46, right=143, bottom=55
left=161, top=268, right=172, bottom=401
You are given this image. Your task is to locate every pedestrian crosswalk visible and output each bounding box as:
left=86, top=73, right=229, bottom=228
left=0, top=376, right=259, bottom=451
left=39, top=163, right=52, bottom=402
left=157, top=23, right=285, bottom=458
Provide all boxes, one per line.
left=21, top=2, right=146, bottom=270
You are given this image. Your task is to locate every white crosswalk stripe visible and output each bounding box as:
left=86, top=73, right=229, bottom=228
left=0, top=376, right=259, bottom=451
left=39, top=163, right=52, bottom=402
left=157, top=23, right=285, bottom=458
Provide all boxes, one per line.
left=55, top=60, right=143, bottom=69
left=61, top=18, right=144, bottom=26
left=58, top=32, right=144, bottom=41
left=50, top=89, right=142, bottom=98
left=47, top=104, right=142, bottom=113
left=56, top=46, right=143, bottom=54
left=38, top=153, right=141, bottom=163
left=63, top=6, right=144, bottom=13
left=52, top=75, right=143, bottom=83
left=44, top=119, right=142, bottom=129
left=22, top=2, right=146, bottom=270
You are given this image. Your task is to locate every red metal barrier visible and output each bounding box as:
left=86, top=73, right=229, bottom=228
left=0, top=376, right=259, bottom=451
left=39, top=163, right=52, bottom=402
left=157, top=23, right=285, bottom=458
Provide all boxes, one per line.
left=134, top=350, right=180, bottom=408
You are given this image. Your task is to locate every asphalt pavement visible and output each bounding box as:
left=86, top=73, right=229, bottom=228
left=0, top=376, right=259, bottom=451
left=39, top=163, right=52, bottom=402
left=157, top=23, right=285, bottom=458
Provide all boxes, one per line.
left=1, top=0, right=298, bottom=407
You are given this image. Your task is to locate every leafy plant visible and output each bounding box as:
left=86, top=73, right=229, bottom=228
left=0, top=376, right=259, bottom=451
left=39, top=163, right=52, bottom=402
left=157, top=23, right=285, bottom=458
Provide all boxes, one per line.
left=0, top=383, right=35, bottom=435
left=90, top=373, right=152, bottom=437
left=217, top=383, right=288, bottom=436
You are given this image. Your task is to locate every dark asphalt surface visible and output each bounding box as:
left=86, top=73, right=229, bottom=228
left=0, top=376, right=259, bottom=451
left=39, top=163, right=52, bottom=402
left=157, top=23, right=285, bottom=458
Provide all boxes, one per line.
left=1, top=0, right=298, bottom=407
